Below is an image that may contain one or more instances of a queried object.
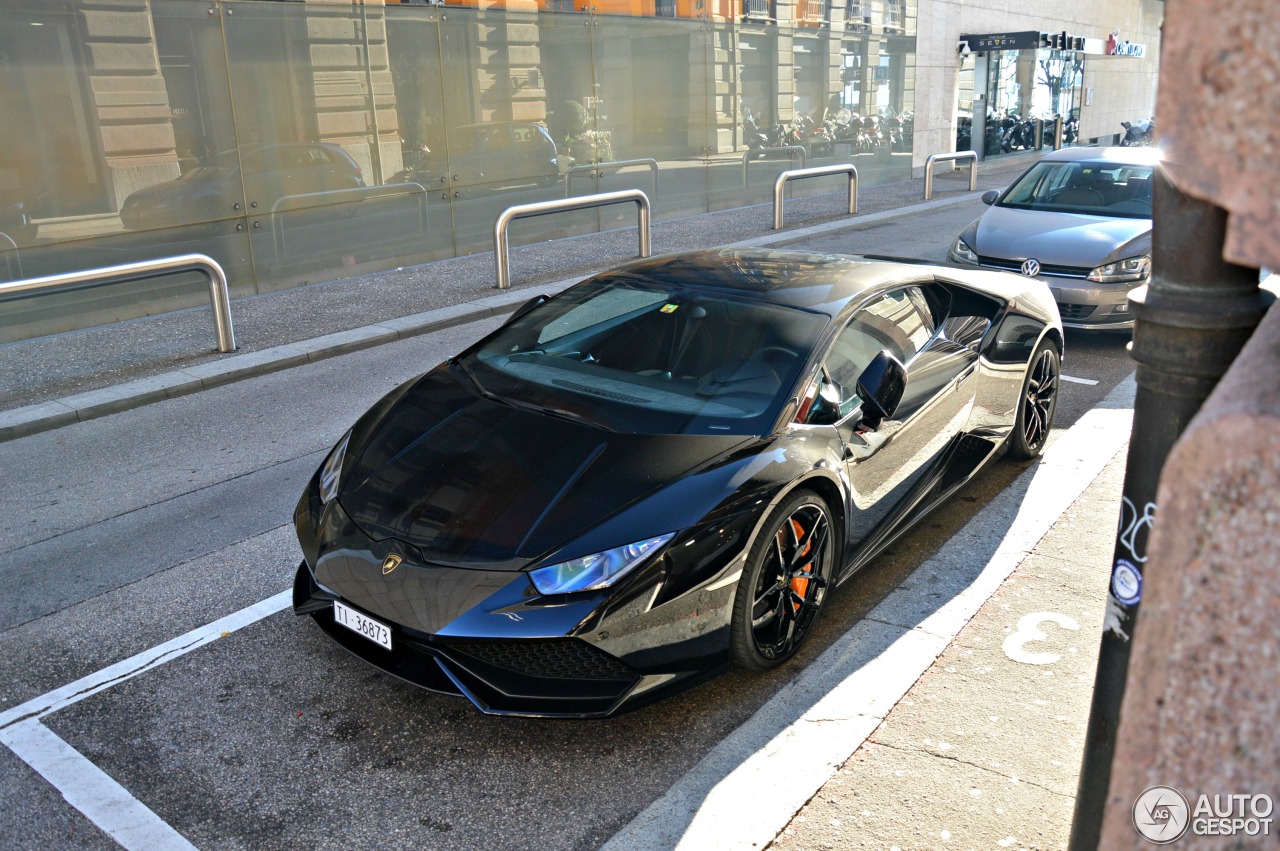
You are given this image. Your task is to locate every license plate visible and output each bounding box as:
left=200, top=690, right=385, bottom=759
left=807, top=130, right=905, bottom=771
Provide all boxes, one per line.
left=333, top=601, right=392, bottom=651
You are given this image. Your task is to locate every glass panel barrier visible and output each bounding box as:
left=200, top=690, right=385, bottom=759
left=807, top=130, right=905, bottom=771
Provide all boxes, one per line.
left=714, top=20, right=789, bottom=209
left=0, top=0, right=919, bottom=344
left=592, top=13, right=711, bottom=225
left=384, top=3, right=458, bottom=260
left=0, top=0, right=255, bottom=343
left=222, top=0, right=432, bottom=290
left=440, top=4, right=590, bottom=255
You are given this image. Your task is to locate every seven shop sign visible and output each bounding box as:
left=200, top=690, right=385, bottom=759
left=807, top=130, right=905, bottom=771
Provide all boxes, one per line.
left=961, top=31, right=1043, bottom=51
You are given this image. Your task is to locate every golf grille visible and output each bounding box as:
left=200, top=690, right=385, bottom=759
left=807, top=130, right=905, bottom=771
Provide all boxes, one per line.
left=978, top=257, right=1090, bottom=278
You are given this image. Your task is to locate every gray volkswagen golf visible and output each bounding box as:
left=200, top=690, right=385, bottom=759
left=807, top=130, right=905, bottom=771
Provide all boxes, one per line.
left=948, top=147, right=1162, bottom=331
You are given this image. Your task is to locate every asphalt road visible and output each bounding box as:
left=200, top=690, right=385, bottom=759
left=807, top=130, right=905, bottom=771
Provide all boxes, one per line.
left=0, top=198, right=1135, bottom=850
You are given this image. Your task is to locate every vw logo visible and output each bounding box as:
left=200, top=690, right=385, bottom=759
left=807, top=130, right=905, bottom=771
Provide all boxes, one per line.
left=1020, top=258, right=1042, bottom=278
left=381, top=553, right=403, bottom=575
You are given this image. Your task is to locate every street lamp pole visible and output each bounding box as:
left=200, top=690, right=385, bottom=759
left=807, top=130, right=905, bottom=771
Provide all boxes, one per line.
left=1068, top=168, right=1270, bottom=848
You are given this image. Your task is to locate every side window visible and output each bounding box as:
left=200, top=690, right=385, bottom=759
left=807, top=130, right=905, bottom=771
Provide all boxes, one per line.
left=812, top=287, right=933, bottom=422
left=858, top=287, right=934, bottom=363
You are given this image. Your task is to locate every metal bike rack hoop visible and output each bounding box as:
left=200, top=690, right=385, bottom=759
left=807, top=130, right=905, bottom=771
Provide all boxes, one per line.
left=494, top=189, right=651, bottom=290
left=0, top=254, right=236, bottom=352
left=564, top=159, right=659, bottom=199
left=772, top=163, right=859, bottom=229
left=0, top=231, right=20, bottom=279
left=742, top=146, right=808, bottom=188
left=923, top=150, right=978, bottom=200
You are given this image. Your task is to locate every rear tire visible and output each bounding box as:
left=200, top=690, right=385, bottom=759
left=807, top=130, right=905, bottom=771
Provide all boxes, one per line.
left=1008, top=339, right=1060, bottom=459
left=730, top=490, right=834, bottom=671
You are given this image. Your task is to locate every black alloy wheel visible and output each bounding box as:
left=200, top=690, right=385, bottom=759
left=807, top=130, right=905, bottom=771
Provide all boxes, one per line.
left=731, top=491, right=834, bottom=671
left=1009, top=340, right=1060, bottom=459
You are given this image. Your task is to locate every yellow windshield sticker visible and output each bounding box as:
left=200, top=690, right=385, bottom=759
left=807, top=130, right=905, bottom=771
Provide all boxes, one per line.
left=660, top=303, right=679, bottom=314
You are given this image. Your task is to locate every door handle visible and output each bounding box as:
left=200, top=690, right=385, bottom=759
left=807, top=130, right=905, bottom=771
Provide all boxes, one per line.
left=957, top=364, right=976, bottom=387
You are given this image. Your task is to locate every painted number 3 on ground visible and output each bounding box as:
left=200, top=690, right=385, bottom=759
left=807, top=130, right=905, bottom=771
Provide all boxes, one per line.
left=1002, top=611, right=1080, bottom=665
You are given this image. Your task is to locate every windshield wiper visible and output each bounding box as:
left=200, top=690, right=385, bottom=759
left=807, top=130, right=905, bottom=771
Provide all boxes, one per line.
left=452, top=358, right=494, bottom=400
left=504, top=396, right=617, bottom=432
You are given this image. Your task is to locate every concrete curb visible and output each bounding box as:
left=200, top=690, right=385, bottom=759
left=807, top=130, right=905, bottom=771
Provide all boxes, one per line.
left=0, top=189, right=988, bottom=442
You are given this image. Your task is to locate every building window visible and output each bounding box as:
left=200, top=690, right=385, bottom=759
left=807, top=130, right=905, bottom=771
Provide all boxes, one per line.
left=883, top=0, right=903, bottom=33
left=742, top=0, right=775, bottom=22
left=845, top=0, right=869, bottom=31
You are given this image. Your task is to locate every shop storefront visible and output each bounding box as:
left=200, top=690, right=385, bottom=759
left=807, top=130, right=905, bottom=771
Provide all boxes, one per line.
left=955, top=30, right=1085, bottom=159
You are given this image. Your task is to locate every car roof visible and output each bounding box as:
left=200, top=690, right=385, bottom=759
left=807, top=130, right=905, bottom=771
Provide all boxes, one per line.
left=1037, top=146, right=1163, bottom=166
left=591, top=249, right=939, bottom=316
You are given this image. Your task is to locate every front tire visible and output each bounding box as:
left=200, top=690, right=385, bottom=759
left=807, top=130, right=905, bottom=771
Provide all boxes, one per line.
left=730, top=491, right=834, bottom=671
left=1008, top=339, right=1060, bottom=459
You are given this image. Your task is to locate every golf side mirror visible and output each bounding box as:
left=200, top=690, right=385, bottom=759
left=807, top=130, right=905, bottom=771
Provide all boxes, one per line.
left=981, top=190, right=1000, bottom=205
left=856, top=351, right=906, bottom=425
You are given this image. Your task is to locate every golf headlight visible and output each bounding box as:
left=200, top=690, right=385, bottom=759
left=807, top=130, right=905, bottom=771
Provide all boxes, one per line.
left=1088, top=255, right=1150, bottom=283
left=950, top=237, right=978, bottom=264
left=318, top=431, right=352, bottom=506
left=529, top=533, right=675, bottom=595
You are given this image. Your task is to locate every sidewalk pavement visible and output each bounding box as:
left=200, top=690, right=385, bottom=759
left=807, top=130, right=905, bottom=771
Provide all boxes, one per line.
left=769, top=443, right=1126, bottom=851
left=0, top=153, right=1038, bottom=440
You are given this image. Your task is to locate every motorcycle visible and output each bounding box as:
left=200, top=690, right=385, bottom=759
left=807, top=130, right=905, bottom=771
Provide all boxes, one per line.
left=743, top=112, right=774, bottom=154
left=889, top=111, right=914, bottom=152
left=998, top=112, right=1021, bottom=152
left=956, top=115, right=973, bottom=151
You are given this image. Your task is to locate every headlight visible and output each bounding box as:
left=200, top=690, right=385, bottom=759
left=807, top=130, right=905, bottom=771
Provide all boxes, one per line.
left=528, top=533, right=675, bottom=595
left=318, top=431, right=352, bottom=506
left=950, top=236, right=979, bottom=264
left=1088, top=255, right=1150, bottom=283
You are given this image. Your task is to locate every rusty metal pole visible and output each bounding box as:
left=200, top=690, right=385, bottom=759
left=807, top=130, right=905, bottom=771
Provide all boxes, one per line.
left=1068, top=169, right=1271, bottom=848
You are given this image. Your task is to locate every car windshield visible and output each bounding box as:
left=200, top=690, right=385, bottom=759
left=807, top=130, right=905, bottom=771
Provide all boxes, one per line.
left=465, top=277, right=828, bottom=435
left=998, top=160, right=1154, bottom=219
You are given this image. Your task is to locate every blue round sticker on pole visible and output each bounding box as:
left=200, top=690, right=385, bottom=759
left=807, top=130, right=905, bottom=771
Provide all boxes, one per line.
left=1111, top=558, right=1142, bottom=606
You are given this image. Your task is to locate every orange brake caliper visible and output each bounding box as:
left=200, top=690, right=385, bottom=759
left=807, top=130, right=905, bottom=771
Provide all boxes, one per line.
left=788, top=518, right=813, bottom=611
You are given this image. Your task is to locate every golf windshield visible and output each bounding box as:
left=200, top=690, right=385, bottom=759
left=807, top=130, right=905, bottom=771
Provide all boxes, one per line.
left=998, top=160, right=1155, bottom=219
left=465, top=277, right=828, bottom=435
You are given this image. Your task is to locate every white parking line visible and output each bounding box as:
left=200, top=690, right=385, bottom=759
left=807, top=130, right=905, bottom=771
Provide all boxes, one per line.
left=0, top=591, right=291, bottom=730
left=0, top=590, right=291, bottom=850
left=1, top=720, right=197, bottom=850
left=1061, top=374, right=1100, bottom=385
left=602, top=375, right=1136, bottom=851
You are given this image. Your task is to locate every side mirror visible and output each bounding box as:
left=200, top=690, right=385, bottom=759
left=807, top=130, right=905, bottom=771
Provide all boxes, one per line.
left=981, top=189, right=1000, bottom=205
left=505, top=294, right=549, bottom=325
left=856, top=351, right=906, bottom=425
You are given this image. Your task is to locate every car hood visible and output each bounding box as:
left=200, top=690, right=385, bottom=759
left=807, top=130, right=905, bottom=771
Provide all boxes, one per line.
left=338, top=367, right=749, bottom=570
left=968, top=205, right=1151, bottom=267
